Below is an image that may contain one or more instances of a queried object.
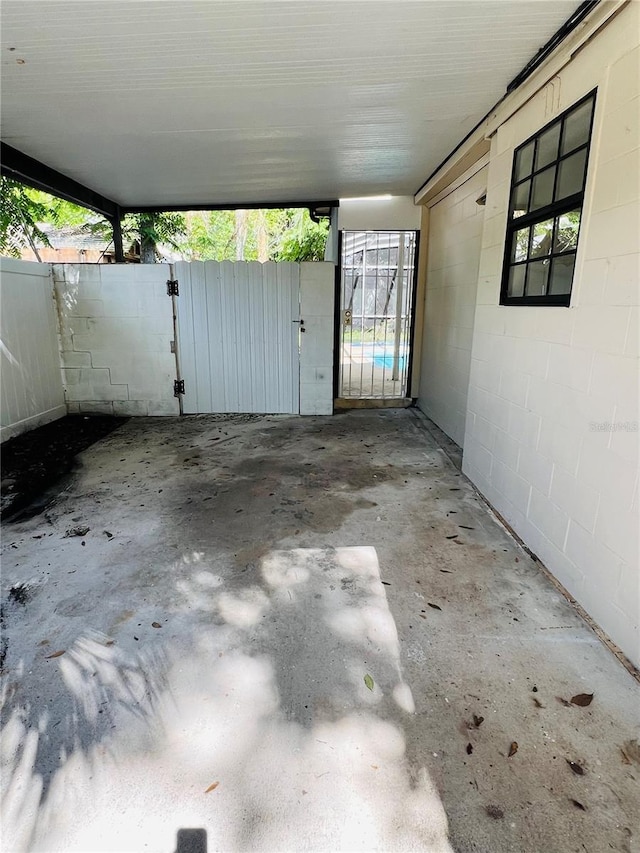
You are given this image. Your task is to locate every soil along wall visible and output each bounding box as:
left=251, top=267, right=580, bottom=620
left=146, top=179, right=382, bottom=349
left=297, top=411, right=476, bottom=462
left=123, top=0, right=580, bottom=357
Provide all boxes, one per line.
left=53, top=264, right=179, bottom=417
left=0, top=258, right=66, bottom=442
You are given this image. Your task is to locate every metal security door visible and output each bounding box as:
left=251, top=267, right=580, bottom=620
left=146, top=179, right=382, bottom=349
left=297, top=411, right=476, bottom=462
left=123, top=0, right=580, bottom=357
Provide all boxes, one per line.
left=175, top=260, right=300, bottom=414
left=338, top=231, right=417, bottom=400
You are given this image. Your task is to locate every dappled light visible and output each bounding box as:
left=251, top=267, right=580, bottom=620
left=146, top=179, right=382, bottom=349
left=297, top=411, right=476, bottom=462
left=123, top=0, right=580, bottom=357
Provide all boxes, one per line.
left=1, top=546, right=452, bottom=852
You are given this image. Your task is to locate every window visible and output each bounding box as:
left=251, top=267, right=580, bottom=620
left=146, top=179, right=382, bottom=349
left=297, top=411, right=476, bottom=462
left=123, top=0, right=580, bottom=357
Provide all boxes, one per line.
left=500, top=91, right=596, bottom=306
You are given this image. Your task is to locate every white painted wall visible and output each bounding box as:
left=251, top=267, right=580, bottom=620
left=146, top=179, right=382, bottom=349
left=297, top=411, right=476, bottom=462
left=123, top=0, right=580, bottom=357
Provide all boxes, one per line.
left=417, top=166, right=487, bottom=446
left=0, top=258, right=66, bottom=441
left=54, top=264, right=179, bottom=417
left=461, top=4, right=640, bottom=665
left=338, top=196, right=421, bottom=232
left=300, top=262, right=335, bottom=415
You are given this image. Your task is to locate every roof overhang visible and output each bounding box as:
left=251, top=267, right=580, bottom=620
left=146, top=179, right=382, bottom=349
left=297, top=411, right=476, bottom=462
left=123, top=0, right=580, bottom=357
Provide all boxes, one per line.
left=1, top=1, right=589, bottom=210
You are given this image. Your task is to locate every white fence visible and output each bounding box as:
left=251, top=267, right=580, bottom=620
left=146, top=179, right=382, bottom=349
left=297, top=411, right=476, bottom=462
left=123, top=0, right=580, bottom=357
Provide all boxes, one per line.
left=0, top=258, right=66, bottom=441
left=177, top=261, right=301, bottom=414
left=1, top=259, right=335, bottom=440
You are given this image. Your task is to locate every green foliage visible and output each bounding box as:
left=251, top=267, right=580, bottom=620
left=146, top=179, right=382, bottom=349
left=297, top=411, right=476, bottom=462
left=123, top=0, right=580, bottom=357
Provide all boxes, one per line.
left=1, top=176, right=328, bottom=264
left=0, top=177, right=54, bottom=259
left=275, top=218, right=329, bottom=261
left=83, top=211, right=187, bottom=261
left=135, top=212, right=187, bottom=261
left=25, top=189, right=96, bottom=228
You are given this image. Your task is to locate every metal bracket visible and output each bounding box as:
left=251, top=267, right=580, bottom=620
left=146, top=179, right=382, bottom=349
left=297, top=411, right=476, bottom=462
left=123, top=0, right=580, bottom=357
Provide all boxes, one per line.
left=174, top=379, right=185, bottom=396
left=167, top=279, right=179, bottom=296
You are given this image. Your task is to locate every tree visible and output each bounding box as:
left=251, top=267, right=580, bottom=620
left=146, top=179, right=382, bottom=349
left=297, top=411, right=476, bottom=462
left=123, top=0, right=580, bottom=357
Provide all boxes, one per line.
left=180, top=207, right=328, bottom=263
left=1, top=176, right=328, bottom=264
left=0, top=177, right=55, bottom=261
left=135, top=212, right=187, bottom=262
left=82, top=211, right=187, bottom=262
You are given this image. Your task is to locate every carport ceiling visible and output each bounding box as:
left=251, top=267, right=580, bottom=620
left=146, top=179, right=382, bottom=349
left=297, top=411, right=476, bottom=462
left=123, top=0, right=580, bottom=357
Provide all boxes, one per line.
left=1, top=0, right=584, bottom=208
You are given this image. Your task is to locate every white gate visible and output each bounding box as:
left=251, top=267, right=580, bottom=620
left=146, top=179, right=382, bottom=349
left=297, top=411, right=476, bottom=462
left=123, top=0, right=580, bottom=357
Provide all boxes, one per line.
left=175, top=261, right=300, bottom=414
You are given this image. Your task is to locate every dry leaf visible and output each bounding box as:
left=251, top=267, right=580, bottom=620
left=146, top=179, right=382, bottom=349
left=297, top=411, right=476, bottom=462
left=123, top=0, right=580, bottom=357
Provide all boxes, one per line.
left=621, top=748, right=631, bottom=765
left=532, top=697, right=544, bottom=709
left=485, top=805, right=504, bottom=820
left=556, top=696, right=572, bottom=708
left=621, top=739, right=640, bottom=765
left=204, top=782, right=219, bottom=793
left=364, top=674, right=374, bottom=691
left=473, top=714, right=484, bottom=728
left=570, top=799, right=586, bottom=810
left=151, top=622, right=162, bottom=628
left=45, top=650, right=65, bottom=659
left=428, top=603, right=442, bottom=611
left=571, top=693, right=594, bottom=707
left=508, top=742, right=518, bottom=757
left=64, top=526, right=89, bottom=538
left=466, top=743, right=473, bottom=755
left=566, top=759, right=584, bottom=776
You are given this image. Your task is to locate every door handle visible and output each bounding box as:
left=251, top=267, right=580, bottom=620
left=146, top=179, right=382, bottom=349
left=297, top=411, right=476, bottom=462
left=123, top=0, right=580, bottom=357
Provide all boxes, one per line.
left=292, top=318, right=306, bottom=333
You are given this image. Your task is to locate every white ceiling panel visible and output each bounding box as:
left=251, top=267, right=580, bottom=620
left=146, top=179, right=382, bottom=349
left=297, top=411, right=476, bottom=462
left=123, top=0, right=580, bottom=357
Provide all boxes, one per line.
left=1, top=1, right=582, bottom=207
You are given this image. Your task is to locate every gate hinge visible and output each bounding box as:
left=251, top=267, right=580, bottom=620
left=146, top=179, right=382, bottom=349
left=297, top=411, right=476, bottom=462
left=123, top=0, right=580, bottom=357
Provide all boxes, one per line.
left=174, top=379, right=185, bottom=396
left=167, top=279, right=179, bottom=296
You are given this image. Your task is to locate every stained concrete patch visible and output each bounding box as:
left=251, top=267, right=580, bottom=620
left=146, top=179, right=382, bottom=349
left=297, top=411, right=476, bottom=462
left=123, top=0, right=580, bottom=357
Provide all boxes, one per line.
left=1, top=410, right=638, bottom=853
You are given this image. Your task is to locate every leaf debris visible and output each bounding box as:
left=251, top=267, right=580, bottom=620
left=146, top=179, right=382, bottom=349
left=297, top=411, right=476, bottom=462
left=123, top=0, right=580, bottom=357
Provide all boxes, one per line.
left=45, top=650, right=66, bottom=659
left=64, top=526, right=90, bottom=538
left=571, top=693, right=594, bottom=707
left=472, top=714, right=484, bottom=728
left=508, top=742, right=518, bottom=757
left=485, top=805, right=504, bottom=820
left=204, top=782, right=219, bottom=793
left=566, top=759, right=584, bottom=776
left=364, top=674, right=374, bottom=691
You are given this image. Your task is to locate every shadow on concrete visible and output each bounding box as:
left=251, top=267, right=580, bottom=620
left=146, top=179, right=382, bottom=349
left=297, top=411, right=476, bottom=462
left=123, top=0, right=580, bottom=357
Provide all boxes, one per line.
left=1, top=545, right=452, bottom=852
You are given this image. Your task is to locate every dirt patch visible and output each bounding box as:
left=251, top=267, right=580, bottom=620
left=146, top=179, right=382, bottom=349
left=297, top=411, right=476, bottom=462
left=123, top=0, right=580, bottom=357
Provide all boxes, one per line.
left=1, top=415, right=128, bottom=521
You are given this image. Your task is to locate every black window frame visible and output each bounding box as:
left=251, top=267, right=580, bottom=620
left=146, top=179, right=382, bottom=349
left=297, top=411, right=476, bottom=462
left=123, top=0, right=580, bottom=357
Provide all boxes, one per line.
left=500, top=89, right=597, bottom=307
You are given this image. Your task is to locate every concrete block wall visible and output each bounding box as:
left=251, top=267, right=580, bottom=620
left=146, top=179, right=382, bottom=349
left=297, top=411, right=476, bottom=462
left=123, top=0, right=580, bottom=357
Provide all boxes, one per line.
left=53, top=264, right=179, bottom=417
left=299, top=262, right=335, bottom=415
left=0, top=258, right=66, bottom=441
left=417, top=165, right=487, bottom=446
left=461, top=3, right=639, bottom=665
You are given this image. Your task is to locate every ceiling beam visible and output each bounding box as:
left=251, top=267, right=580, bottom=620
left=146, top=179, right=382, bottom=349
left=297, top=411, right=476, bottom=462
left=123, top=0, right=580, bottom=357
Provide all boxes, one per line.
left=1, top=143, right=338, bottom=222
left=1, top=143, right=120, bottom=219
left=122, top=201, right=339, bottom=214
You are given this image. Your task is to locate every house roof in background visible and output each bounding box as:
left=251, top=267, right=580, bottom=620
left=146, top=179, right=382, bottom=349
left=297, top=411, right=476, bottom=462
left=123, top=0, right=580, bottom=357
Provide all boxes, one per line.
left=1, top=1, right=585, bottom=208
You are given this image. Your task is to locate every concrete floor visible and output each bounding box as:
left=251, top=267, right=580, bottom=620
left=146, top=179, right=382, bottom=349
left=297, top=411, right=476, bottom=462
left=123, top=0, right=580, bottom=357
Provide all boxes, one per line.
left=1, top=410, right=639, bottom=853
